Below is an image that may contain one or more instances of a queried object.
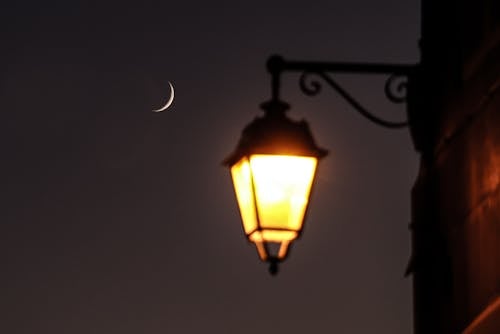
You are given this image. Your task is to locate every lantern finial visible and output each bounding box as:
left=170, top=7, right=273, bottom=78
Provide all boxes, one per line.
left=269, top=258, right=279, bottom=276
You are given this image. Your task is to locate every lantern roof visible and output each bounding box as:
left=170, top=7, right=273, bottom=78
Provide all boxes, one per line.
left=223, top=100, right=328, bottom=166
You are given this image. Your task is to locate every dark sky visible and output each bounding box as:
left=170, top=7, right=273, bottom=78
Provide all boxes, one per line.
left=2, top=1, right=420, bottom=333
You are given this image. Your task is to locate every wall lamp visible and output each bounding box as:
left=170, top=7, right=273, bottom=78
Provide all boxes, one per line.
left=224, top=55, right=419, bottom=275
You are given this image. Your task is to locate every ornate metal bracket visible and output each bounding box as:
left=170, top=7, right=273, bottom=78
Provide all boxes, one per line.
left=266, top=55, right=418, bottom=129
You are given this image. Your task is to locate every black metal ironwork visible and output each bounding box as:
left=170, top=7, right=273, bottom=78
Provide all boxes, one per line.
left=384, top=73, right=408, bottom=104
left=266, top=55, right=418, bottom=129
left=268, top=257, right=279, bottom=276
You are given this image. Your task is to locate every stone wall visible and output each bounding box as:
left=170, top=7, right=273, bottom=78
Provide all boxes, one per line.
left=411, top=1, right=500, bottom=333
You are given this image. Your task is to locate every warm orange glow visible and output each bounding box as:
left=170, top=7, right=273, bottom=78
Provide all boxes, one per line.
left=253, top=239, right=292, bottom=261
left=249, top=230, right=298, bottom=243
left=250, top=154, right=317, bottom=231
left=230, top=154, right=318, bottom=247
left=230, top=158, right=258, bottom=235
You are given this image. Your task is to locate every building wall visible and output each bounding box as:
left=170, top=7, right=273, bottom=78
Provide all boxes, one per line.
left=411, top=1, right=500, bottom=333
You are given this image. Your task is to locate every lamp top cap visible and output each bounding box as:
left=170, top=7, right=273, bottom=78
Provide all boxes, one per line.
left=223, top=100, right=328, bottom=166
left=260, top=99, right=290, bottom=115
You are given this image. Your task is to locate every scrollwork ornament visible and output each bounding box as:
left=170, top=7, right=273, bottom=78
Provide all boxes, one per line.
left=296, top=70, right=408, bottom=128
left=299, top=71, right=323, bottom=96
left=384, top=74, right=408, bottom=103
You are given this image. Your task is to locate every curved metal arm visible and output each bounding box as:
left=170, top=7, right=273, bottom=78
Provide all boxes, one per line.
left=299, top=71, right=408, bottom=128
left=266, top=55, right=417, bottom=129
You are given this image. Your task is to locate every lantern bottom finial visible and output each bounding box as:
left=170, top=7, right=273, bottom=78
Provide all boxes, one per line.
left=269, top=258, right=279, bottom=276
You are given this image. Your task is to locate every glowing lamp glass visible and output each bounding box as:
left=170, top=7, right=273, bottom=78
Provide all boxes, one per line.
left=230, top=154, right=318, bottom=261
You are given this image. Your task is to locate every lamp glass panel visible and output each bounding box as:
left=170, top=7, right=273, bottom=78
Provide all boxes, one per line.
left=249, top=154, right=317, bottom=233
left=230, top=158, right=258, bottom=235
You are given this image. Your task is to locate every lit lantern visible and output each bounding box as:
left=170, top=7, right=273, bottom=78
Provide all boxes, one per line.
left=223, top=100, right=327, bottom=275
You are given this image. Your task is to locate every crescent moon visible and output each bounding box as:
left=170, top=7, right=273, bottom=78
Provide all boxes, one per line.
left=152, top=81, right=175, bottom=112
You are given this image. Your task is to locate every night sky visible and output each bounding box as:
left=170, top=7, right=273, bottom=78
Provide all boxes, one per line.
left=2, top=1, right=420, bottom=333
